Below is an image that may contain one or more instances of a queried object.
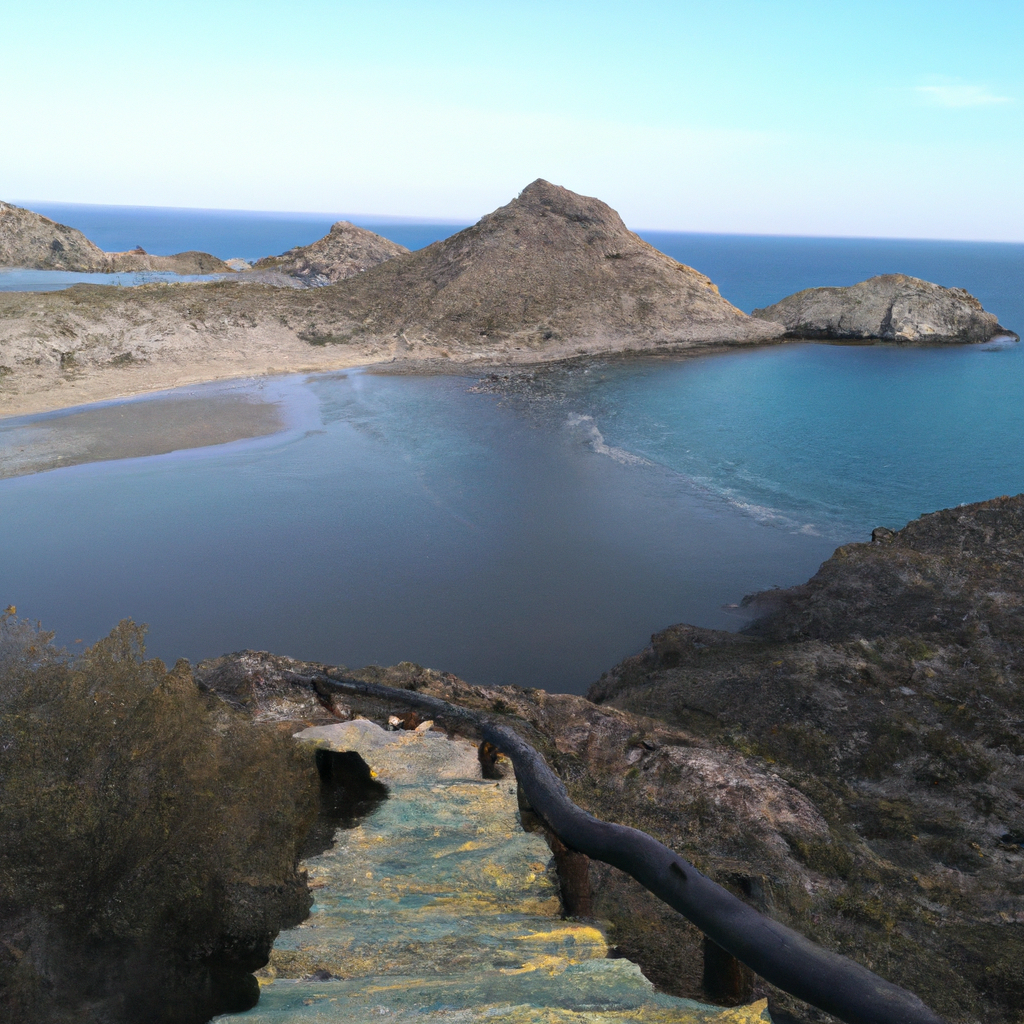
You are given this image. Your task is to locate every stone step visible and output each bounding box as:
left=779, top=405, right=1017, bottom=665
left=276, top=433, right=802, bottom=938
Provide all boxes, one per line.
left=216, top=719, right=770, bottom=1024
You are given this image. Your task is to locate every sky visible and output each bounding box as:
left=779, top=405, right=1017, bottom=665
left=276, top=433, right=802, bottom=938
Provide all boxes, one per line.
left=3, top=0, right=1022, bottom=240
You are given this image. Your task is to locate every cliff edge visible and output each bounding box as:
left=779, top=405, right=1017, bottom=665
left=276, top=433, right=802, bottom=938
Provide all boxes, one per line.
left=591, top=492, right=1024, bottom=1023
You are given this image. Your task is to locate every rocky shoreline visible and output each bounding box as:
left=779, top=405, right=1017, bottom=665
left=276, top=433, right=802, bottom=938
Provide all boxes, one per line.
left=194, top=492, right=1023, bottom=1024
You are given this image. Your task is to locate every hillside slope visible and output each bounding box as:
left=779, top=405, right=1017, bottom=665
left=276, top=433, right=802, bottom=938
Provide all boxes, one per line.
left=591, top=493, right=1024, bottom=1023
left=324, top=179, right=783, bottom=354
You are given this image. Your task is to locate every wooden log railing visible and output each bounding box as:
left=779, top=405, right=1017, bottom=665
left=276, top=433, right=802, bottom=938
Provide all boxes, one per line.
left=299, top=670, right=946, bottom=1024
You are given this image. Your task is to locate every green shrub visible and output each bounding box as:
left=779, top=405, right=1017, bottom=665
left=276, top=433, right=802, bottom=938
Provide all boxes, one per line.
left=0, top=614, right=318, bottom=1023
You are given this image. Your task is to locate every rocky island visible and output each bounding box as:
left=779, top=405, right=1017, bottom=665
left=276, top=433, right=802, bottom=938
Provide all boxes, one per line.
left=751, top=274, right=1017, bottom=344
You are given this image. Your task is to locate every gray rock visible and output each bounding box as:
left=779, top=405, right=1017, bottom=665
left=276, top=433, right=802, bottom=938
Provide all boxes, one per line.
left=751, top=273, right=1017, bottom=344
left=252, top=221, right=408, bottom=285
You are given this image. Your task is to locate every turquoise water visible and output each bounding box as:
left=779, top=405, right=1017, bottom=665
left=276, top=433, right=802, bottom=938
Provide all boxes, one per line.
left=1, top=205, right=1022, bottom=692
left=1, top=337, right=1021, bottom=693
left=535, top=339, right=1024, bottom=536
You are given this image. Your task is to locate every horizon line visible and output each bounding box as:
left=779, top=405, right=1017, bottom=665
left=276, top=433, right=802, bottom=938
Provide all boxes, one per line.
left=11, top=197, right=1024, bottom=249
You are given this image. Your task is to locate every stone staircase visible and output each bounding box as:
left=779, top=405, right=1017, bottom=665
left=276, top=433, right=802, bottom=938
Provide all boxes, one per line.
left=217, top=719, right=770, bottom=1024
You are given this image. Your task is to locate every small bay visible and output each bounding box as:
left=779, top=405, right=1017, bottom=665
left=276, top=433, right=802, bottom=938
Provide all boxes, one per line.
left=1, top=336, right=1021, bottom=694
left=1, top=204, right=1022, bottom=693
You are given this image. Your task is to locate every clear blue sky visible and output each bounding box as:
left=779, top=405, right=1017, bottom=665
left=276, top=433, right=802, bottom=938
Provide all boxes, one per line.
left=4, top=1, right=1022, bottom=239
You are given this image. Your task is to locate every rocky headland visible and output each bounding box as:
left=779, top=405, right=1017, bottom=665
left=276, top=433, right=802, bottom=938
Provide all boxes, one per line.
left=251, top=221, right=408, bottom=285
left=0, top=181, right=785, bottom=417
left=0, top=201, right=234, bottom=275
left=751, top=274, right=1017, bottom=344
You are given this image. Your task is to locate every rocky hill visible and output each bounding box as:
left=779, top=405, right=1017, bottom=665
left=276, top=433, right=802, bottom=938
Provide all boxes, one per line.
left=751, top=274, right=1016, bottom=343
left=0, top=201, right=234, bottom=275
left=590, top=493, right=1024, bottom=1023
left=252, top=221, right=408, bottom=285
left=324, top=179, right=783, bottom=354
left=0, top=182, right=791, bottom=416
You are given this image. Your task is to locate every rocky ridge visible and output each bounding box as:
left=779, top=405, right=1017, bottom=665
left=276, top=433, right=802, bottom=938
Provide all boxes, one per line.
left=0, top=201, right=234, bottom=275
left=751, top=274, right=1016, bottom=344
left=590, top=493, right=1024, bottom=1024
left=252, top=221, right=408, bottom=285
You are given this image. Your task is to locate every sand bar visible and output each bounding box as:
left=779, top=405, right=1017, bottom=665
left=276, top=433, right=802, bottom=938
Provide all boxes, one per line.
left=0, top=388, right=291, bottom=479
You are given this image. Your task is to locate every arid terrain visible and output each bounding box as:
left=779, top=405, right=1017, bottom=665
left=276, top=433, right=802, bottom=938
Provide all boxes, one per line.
left=192, top=492, right=1024, bottom=1024
left=0, top=181, right=782, bottom=418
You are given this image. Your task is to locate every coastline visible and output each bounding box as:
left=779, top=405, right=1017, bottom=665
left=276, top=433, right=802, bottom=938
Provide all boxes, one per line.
left=0, top=325, right=782, bottom=421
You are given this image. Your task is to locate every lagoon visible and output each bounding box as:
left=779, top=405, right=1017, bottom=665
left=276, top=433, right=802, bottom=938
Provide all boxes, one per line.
left=1, top=336, right=1021, bottom=694
left=2, top=204, right=1022, bottom=692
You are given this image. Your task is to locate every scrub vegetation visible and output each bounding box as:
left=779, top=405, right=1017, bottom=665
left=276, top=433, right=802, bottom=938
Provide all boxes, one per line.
left=0, top=613, right=318, bottom=1024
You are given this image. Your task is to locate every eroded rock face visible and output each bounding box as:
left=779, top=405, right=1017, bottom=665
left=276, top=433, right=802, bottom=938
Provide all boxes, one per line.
left=751, top=274, right=1016, bottom=343
left=591, top=493, right=1024, bottom=1023
left=0, top=201, right=234, bottom=274
left=252, top=222, right=408, bottom=286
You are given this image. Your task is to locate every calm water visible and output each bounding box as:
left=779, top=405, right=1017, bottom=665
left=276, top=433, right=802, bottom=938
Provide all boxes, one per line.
left=0, top=268, right=228, bottom=292
left=1, top=205, right=1021, bottom=692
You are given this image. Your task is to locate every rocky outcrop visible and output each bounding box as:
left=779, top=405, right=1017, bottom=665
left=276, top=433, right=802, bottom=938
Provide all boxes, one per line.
left=252, top=221, right=408, bottom=286
left=751, top=274, right=1016, bottom=343
left=0, top=201, right=234, bottom=274
left=194, top=652, right=896, bottom=1022
left=326, top=179, right=784, bottom=353
left=591, top=493, right=1024, bottom=1024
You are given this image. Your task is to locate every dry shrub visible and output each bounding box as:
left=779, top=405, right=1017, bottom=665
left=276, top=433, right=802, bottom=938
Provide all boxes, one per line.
left=0, top=614, right=318, bottom=1024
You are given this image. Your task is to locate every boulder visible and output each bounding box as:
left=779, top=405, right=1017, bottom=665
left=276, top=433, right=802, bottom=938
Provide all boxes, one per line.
left=751, top=273, right=1016, bottom=343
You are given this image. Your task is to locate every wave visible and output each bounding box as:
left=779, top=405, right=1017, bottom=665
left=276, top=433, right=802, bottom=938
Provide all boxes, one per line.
left=564, top=413, right=654, bottom=467
left=564, top=412, right=836, bottom=537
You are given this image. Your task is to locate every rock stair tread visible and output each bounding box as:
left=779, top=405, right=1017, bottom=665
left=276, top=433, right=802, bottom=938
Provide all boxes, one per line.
left=216, top=720, right=770, bottom=1023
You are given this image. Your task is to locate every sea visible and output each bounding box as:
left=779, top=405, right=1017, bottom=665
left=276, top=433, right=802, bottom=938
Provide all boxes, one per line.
left=1, top=202, right=1022, bottom=693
